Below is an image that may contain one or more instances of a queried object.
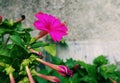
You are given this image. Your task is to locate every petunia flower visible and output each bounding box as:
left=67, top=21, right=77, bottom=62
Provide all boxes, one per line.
left=34, top=12, right=68, bottom=42
left=37, top=73, right=60, bottom=83
left=36, top=58, right=73, bottom=77
left=9, top=73, right=15, bottom=83
left=25, top=66, right=35, bottom=83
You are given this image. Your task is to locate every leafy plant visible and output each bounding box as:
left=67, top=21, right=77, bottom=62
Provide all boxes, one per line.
left=45, top=55, right=120, bottom=83
left=0, top=13, right=71, bottom=83
left=0, top=13, right=120, bottom=83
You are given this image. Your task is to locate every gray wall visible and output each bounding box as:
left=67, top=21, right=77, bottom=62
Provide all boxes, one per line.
left=1, top=0, right=120, bottom=64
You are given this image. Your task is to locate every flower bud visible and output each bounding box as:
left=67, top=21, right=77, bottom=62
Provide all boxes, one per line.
left=36, top=58, right=73, bottom=77
left=0, top=16, right=2, bottom=23
left=58, top=65, right=73, bottom=77
left=15, top=15, right=25, bottom=23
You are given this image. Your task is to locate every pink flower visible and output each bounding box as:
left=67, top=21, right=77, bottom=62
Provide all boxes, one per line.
left=58, top=65, right=73, bottom=77
left=9, top=73, right=15, bottom=83
left=34, top=12, right=68, bottom=42
left=37, top=73, right=60, bottom=83
left=36, top=58, right=73, bottom=77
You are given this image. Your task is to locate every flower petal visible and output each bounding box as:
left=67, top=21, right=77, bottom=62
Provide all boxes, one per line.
left=34, top=20, right=48, bottom=31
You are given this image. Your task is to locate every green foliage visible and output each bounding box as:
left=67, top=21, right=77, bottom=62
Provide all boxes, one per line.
left=31, top=41, right=48, bottom=48
left=10, top=35, right=24, bottom=47
left=93, top=55, right=108, bottom=66
left=0, top=17, right=70, bottom=83
left=0, top=17, right=120, bottom=83
left=30, top=55, right=120, bottom=83
left=43, top=44, right=56, bottom=56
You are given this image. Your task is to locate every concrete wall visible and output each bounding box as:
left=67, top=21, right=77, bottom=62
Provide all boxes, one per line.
left=1, top=0, right=120, bottom=64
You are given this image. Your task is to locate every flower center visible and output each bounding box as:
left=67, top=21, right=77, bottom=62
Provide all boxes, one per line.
left=46, top=23, right=52, bottom=31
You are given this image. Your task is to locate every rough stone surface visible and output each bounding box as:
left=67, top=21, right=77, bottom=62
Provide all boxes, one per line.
left=57, top=40, right=120, bottom=64
left=1, top=0, right=120, bottom=64
left=1, top=0, right=120, bottom=41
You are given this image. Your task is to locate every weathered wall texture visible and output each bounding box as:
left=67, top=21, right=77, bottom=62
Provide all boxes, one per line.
left=1, top=0, right=120, bottom=64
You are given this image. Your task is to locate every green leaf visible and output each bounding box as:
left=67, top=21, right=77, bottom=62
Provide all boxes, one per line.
left=69, top=74, right=80, bottom=83
left=10, top=35, right=24, bottom=47
left=14, top=22, right=22, bottom=30
left=0, top=48, right=10, bottom=56
left=93, top=55, right=108, bottom=66
left=80, top=76, right=97, bottom=83
left=34, top=76, right=47, bottom=83
left=45, top=66, right=53, bottom=73
left=0, top=28, right=13, bottom=34
left=58, top=38, right=68, bottom=47
left=100, top=64, right=117, bottom=79
left=43, top=44, right=56, bottom=56
left=23, top=28, right=33, bottom=32
left=31, top=41, right=48, bottom=48
left=23, top=31, right=31, bottom=44
left=2, top=19, right=14, bottom=27
left=79, top=60, right=97, bottom=77
left=51, top=56, right=63, bottom=65
left=18, top=77, right=29, bottom=83
left=85, top=64, right=97, bottom=77
left=0, top=74, right=10, bottom=83
left=5, top=66, right=15, bottom=74
left=65, top=58, right=76, bottom=68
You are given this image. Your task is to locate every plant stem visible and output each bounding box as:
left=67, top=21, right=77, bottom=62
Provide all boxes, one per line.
left=109, top=78, right=117, bottom=83
left=26, top=66, right=35, bottom=83
left=9, top=73, right=15, bottom=83
left=36, top=58, right=59, bottom=71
